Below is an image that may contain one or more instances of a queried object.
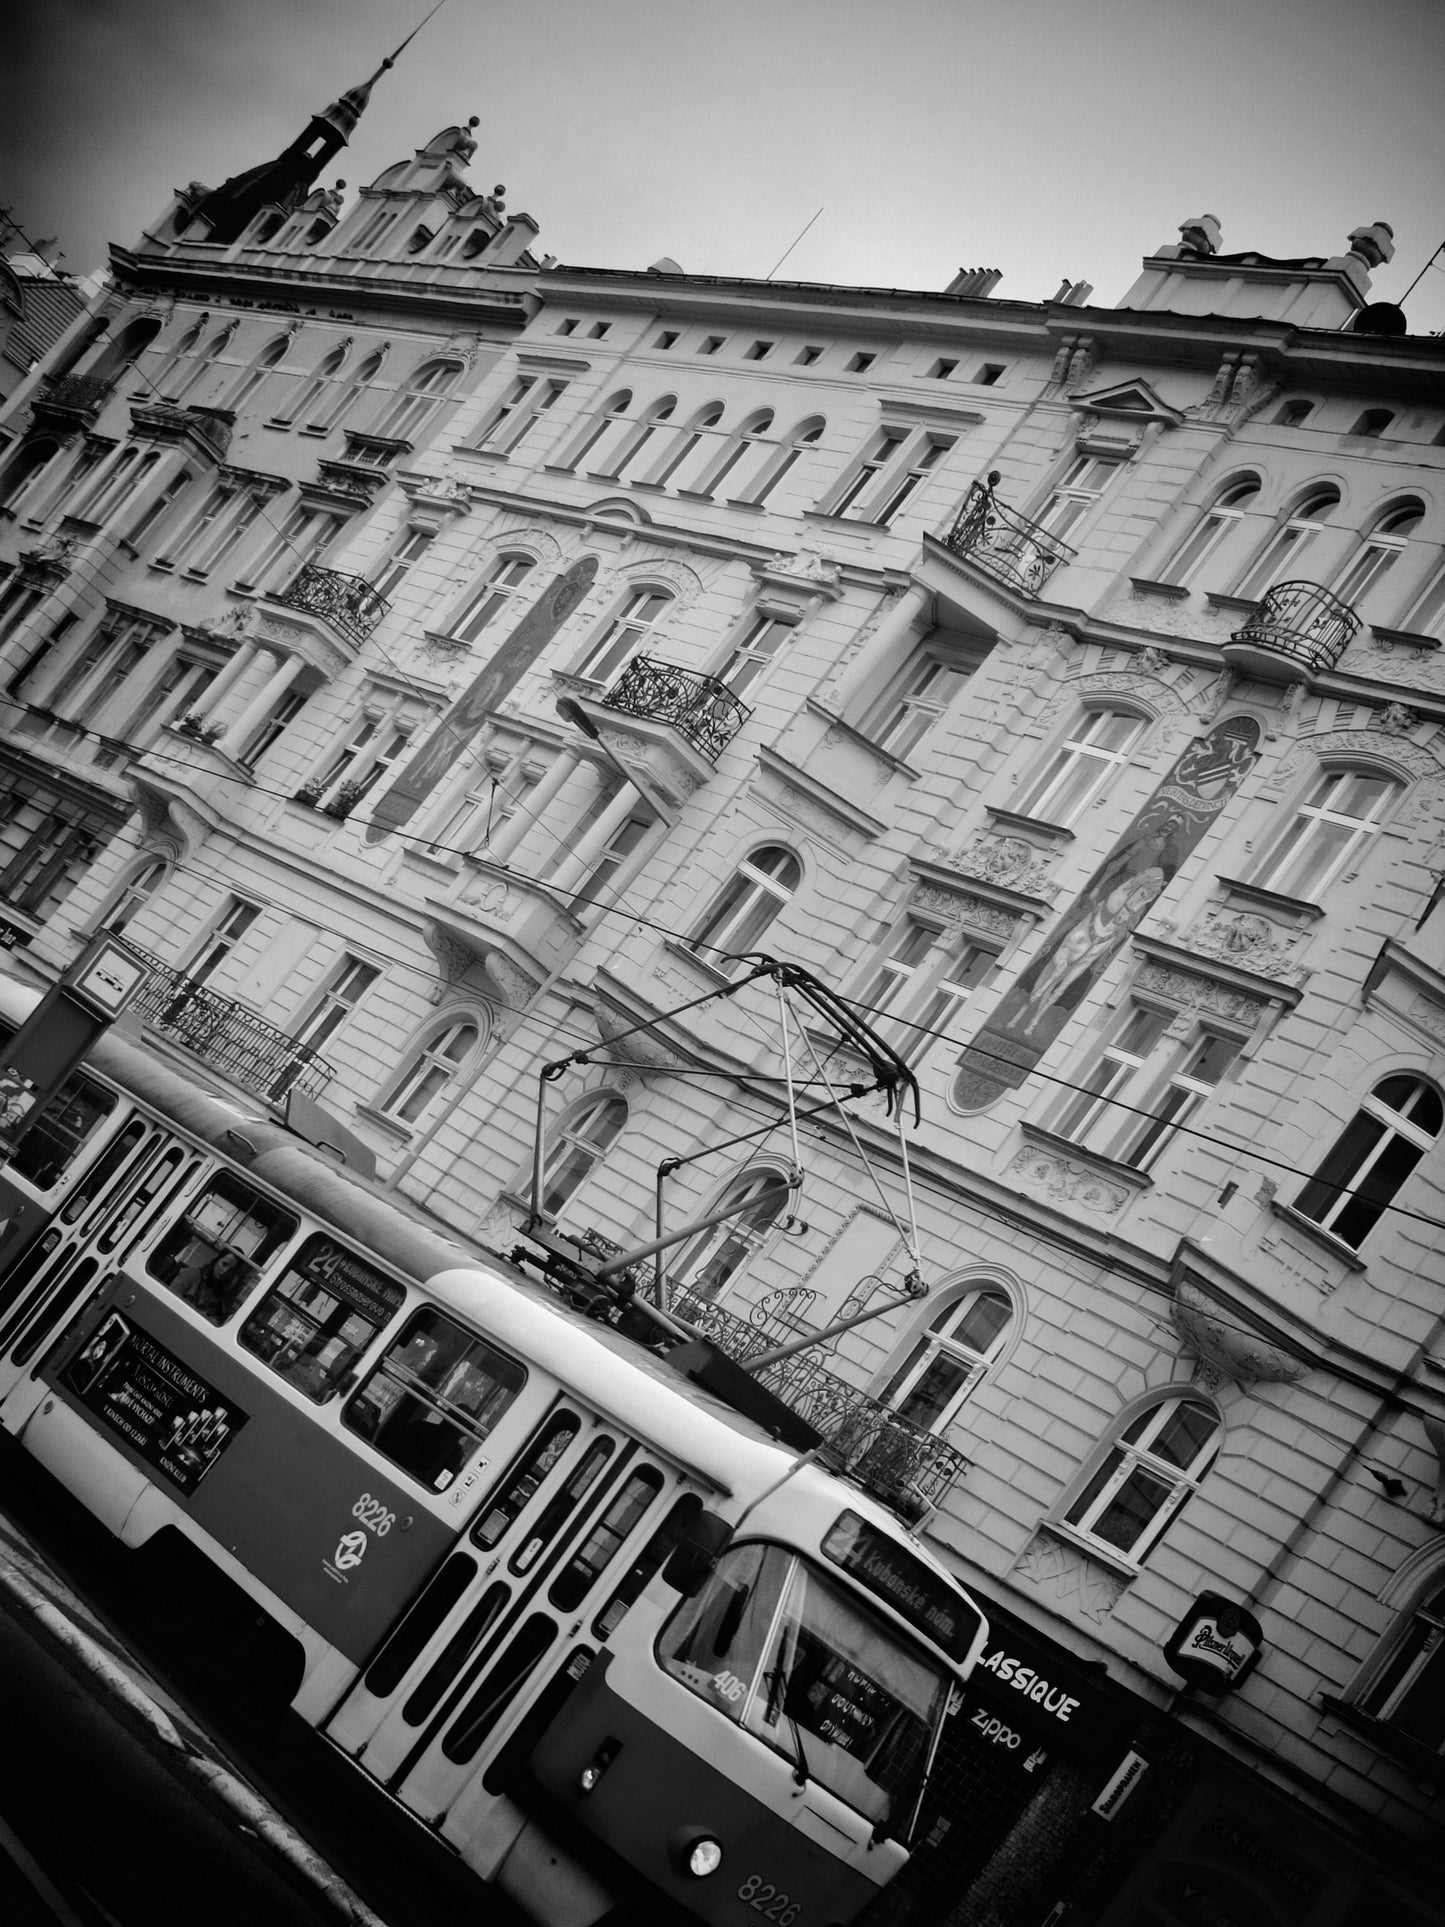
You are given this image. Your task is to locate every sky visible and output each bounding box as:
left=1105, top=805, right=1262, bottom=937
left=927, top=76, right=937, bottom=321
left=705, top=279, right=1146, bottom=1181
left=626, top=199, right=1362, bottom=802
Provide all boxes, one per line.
left=4, top=0, right=1445, bottom=332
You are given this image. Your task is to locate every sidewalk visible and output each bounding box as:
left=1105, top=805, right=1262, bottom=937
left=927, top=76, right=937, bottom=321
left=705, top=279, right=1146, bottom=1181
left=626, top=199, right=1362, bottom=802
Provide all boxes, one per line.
left=0, top=1510, right=387, bottom=1927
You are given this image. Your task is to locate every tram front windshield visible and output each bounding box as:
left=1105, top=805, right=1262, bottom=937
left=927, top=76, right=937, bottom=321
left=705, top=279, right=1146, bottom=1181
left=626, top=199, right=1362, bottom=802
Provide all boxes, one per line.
left=659, top=1542, right=948, bottom=1834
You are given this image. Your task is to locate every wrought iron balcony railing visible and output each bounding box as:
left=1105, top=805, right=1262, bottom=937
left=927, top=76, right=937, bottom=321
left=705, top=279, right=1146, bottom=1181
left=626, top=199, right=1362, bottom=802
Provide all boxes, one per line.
left=276, top=564, right=388, bottom=648
left=941, top=478, right=1076, bottom=597
left=125, top=942, right=335, bottom=1102
left=33, top=372, right=115, bottom=421
left=1227, top=579, right=1360, bottom=677
left=672, top=1290, right=966, bottom=1512
left=602, top=657, right=750, bottom=764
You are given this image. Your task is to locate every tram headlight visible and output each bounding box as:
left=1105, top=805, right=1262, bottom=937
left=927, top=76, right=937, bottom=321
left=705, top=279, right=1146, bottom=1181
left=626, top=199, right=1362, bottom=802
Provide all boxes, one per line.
left=577, top=1737, right=620, bottom=1793
left=672, top=1829, right=724, bottom=1879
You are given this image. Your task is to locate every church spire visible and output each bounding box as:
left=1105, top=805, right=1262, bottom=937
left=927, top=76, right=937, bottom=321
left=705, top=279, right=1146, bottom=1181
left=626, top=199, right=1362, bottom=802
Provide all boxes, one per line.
left=187, top=6, right=444, bottom=245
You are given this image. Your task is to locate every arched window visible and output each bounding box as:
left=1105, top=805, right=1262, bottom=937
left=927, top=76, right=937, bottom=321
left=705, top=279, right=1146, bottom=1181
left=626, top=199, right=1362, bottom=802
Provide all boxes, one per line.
left=1250, top=766, right=1398, bottom=900
left=383, top=1017, right=482, bottom=1126
left=290, top=345, right=351, bottom=426
left=1295, top=1074, right=1442, bottom=1249
left=314, top=349, right=387, bottom=433
left=689, top=844, right=801, bottom=966
left=574, top=585, right=673, bottom=683
left=85, top=316, right=162, bottom=384
left=75, top=448, right=162, bottom=526
left=167, top=323, right=237, bottom=402
left=1063, top=1393, right=1220, bottom=1565
left=1234, top=486, right=1340, bottom=600
left=880, top=1287, right=1013, bottom=1433
left=102, top=857, right=168, bottom=935
left=1016, top=706, right=1146, bottom=826
left=695, top=409, right=774, bottom=498
left=1272, top=399, right=1313, bottom=428
left=1348, top=1557, right=1445, bottom=1755
left=744, top=416, right=825, bottom=506
left=1161, top=477, right=1260, bottom=587
left=538, top=1092, right=628, bottom=1216
left=559, top=390, right=634, bottom=473
left=447, top=552, right=537, bottom=643
left=154, top=320, right=205, bottom=388
left=374, top=359, right=465, bottom=442
left=612, top=396, right=677, bottom=479
left=223, top=333, right=290, bottom=410
left=645, top=402, right=725, bottom=488
left=0, top=437, right=64, bottom=511
left=1332, top=500, right=1425, bottom=614
left=667, top=1166, right=793, bottom=1305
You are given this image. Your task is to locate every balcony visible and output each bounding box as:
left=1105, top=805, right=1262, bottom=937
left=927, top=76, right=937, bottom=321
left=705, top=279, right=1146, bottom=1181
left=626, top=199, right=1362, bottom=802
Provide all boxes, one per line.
left=604, top=658, right=748, bottom=762
left=424, top=859, right=584, bottom=1008
left=940, top=479, right=1076, bottom=598
left=556, top=658, right=749, bottom=819
left=126, top=943, right=335, bottom=1102
left=275, top=565, right=388, bottom=649
left=30, top=372, right=115, bottom=429
left=1224, top=579, right=1360, bottom=683
left=672, top=1291, right=966, bottom=1516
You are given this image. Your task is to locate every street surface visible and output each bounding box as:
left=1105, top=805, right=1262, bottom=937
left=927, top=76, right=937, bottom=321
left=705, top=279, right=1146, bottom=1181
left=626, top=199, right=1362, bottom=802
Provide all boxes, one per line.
left=0, top=1435, right=527, bottom=1927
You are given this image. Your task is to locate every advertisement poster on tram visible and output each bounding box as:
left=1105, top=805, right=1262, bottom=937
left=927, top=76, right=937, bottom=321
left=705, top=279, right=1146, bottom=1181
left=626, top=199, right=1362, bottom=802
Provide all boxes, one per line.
left=63, top=1313, right=248, bottom=1494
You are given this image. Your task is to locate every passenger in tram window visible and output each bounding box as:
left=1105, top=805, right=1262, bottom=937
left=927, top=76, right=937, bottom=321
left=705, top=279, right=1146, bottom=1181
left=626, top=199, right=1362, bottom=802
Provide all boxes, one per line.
left=175, top=1248, right=253, bottom=1323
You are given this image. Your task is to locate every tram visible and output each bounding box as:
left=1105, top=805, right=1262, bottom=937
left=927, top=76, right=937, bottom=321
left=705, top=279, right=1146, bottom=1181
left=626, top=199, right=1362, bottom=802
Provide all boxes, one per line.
left=0, top=971, right=987, bottom=1927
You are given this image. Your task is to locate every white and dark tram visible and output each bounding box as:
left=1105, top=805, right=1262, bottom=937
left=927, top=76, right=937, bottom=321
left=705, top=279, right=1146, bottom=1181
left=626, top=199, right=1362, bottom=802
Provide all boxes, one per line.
left=0, top=974, right=987, bottom=1927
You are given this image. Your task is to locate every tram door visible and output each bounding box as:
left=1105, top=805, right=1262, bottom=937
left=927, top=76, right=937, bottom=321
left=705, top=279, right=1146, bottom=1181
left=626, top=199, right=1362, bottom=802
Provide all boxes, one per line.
left=325, top=1397, right=692, bottom=1855
left=0, top=1126, right=189, bottom=1413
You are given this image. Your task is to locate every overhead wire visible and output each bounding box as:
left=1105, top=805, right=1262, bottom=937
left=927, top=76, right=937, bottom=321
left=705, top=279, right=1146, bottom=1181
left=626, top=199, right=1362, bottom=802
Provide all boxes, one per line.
left=3, top=681, right=1444, bottom=1239
left=2, top=273, right=1444, bottom=1237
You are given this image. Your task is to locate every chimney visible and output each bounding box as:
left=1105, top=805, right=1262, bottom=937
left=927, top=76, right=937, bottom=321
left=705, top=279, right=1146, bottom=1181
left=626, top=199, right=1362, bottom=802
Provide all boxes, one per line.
left=945, top=267, right=1002, bottom=299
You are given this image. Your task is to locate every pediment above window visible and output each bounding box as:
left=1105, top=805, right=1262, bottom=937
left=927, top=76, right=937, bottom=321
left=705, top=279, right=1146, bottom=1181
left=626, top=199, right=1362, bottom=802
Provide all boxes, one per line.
left=1362, top=938, right=1445, bottom=1051
left=1071, top=379, right=1184, bottom=427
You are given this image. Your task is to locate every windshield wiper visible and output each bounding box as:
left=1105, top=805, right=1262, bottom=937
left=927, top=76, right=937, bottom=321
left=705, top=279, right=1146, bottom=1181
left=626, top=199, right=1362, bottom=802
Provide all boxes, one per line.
left=763, top=1667, right=811, bottom=1788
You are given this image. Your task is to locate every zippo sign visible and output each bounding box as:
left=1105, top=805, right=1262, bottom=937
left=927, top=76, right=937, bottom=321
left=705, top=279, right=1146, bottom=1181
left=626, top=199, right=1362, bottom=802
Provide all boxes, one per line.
left=1163, top=1593, right=1263, bottom=1693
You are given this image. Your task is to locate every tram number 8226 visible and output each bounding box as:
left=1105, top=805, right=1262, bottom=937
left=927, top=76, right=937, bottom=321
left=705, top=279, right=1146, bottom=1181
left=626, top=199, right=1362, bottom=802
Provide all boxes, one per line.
left=738, top=1875, right=801, bottom=1923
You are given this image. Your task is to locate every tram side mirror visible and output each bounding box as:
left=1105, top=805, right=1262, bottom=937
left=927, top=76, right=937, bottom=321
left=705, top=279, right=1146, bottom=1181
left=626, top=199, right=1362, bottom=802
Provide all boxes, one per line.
left=661, top=1511, right=733, bottom=1597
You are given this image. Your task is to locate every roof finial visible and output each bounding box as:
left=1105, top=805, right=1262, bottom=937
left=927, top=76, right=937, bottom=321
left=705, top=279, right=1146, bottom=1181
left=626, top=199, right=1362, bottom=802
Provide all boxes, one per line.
left=325, top=1, right=449, bottom=140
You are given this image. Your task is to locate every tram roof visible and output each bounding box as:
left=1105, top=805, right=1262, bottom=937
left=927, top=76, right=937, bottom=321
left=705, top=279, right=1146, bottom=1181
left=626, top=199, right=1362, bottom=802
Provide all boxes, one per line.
left=0, top=971, right=973, bottom=1622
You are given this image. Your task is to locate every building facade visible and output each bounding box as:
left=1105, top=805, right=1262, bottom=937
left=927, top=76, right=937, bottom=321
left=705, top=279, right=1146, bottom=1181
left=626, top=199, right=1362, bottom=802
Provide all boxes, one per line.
left=1, top=83, right=1443, bottom=1927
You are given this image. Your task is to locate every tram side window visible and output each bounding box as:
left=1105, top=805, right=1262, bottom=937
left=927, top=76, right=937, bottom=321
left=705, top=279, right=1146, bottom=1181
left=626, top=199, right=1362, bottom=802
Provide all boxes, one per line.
left=149, top=1174, right=297, bottom=1325
left=343, top=1309, right=526, bottom=1491
left=550, top=1466, right=664, bottom=1611
left=240, top=1234, right=404, bottom=1402
left=4, top=1075, right=116, bottom=1191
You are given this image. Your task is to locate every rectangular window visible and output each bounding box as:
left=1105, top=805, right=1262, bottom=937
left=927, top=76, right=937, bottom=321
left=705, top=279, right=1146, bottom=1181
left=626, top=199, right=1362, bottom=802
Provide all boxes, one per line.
left=478, top=375, right=569, bottom=453
left=343, top=1309, right=526, bottom=1490
left=717, top=613, right=794, bottom=697
left=1018, top=708, right=1144, bottom=826
left=148, top=1173, right=299, bottom=1323
left=1034, top=453, right=1123, bottom=541
left=866, top=651, right=975, bottom=760
left=240, top=1234, right=403, bottom=1402
left=858, top=920, right=995, bottom=1064
left=745, top=340, right=774, bottom=361
left=827, top=430, right=908, bottom=518
left=289, top=956, right=379, bottom=1056
left=1052, top=1007, right=1242, bottom=1170
left=186, top=899, right=260, bottom=985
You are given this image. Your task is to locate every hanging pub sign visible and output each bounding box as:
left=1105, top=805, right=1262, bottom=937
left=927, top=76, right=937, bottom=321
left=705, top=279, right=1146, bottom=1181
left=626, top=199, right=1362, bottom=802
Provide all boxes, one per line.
left=1163, top=1592, right=1264, bottom=1692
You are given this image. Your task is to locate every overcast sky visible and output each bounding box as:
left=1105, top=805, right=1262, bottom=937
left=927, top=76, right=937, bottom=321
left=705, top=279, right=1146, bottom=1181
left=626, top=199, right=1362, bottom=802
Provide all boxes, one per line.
left=5, top=0, right=1444, bottom=333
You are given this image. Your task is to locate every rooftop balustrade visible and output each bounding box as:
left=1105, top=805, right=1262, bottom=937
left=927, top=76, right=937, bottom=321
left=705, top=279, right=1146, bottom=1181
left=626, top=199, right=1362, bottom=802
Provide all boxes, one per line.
left=941, top=478, right=1077, bottom=597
